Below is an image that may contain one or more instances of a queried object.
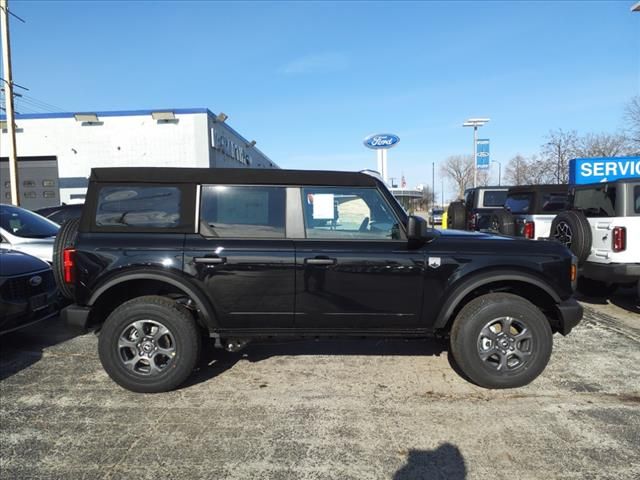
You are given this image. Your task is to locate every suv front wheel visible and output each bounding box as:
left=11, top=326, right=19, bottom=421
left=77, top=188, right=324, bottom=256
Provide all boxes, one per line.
left=98, top=295, right=201, bottom=393
left=450, top=293, right=553, bottom=389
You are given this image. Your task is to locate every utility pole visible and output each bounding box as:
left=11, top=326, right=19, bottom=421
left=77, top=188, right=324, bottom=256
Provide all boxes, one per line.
left=1, top=0, right=19, bottom=205
left=431, top=162, right=435, bottom=208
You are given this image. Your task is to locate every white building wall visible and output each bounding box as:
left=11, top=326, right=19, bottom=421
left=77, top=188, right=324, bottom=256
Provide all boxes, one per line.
left=0, top=109, right=277, bottom=205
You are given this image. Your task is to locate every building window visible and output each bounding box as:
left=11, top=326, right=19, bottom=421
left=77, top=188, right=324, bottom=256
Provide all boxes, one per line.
left=70, top=194, right=86, bottom=200
left=24, top=191, right=36, bottom=198
left=4, top=192, right=10, bottom=199
left=3, top=181, right=9, bottom=188
left=23, top=180, right=36, bottom=188
left=43, top=191, right=56, bottom=198
left=96, top=185, right=182, bottom=228
left=42, top=180, right=55, bottom=187
left=200, top=185, right=285, bottom=238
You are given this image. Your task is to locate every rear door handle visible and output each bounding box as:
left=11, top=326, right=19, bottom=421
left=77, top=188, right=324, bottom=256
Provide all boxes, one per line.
left=194, top=256, right=226, bottom=265
left=305, top=257, right=336, bottom=266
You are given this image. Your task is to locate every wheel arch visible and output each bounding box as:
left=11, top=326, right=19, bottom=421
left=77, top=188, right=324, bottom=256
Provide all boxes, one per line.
left=88, top=270, right=218, bottom=330
left=434, top=269, right=561, bottom=331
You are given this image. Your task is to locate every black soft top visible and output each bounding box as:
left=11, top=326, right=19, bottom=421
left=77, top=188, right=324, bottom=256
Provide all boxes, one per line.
left=90, top=167, right=380, bottom=187
left=507, top=184, right=570, bottom=194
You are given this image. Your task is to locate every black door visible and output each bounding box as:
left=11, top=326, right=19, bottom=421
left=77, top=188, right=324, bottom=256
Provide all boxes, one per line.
left=183, top=185, right=295, bottom=329
left=294, top=186, right=425, bottom=330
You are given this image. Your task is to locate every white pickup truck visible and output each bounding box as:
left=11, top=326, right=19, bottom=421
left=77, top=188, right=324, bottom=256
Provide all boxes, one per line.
left=550, top=179, right=640, bottom=297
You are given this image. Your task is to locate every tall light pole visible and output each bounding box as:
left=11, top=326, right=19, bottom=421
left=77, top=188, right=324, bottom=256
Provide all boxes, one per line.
left=492, top=160, right=502, bottom=186
left=1, top=0, right=19, bottom=205
left=463, top=117, right=490, bottom=188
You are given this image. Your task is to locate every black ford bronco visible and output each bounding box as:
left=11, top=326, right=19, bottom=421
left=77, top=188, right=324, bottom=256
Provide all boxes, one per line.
left=58, top=168, right=582, bottom=393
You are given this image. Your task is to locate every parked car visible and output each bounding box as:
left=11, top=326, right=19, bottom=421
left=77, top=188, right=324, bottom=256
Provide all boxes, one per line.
left=59, top=167, right=582, bottom=393
left=490, top=185, right=570, bottom=240
left=36, top=203, right=84, bottom=225
left=447, top=186, right=508, bottom=231
left=0, top=204, right=60, bottom=263
left=429, top=208, right=444, bottom=226
left=0, top=248, right=59, bottom=335
left=550, top=179, right=640, bottom=298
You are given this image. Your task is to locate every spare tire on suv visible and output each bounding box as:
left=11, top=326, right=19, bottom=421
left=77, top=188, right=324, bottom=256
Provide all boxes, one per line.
left=447, top=201, right=466, bottom=230
left=550, top=210, right=591, bottom=265
left=52, top=218, right=80, bottom=299
left=489, top=210, right=515, bottom=236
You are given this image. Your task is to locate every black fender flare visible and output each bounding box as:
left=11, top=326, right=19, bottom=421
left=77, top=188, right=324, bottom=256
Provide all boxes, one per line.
left=88, top=270, right=219, bottom=329
left=433, top=270, right=561, bottom=329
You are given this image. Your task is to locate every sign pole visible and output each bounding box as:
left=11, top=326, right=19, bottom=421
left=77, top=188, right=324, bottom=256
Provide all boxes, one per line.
left=473, top=125, right=477, bottom=188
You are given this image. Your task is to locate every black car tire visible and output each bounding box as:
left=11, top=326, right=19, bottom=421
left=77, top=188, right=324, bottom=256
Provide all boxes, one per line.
left=577, top=277, right=617, bottom=298
left=447, top=201, right=466, bottom=230
left=52, top=217, right=80, bottom=299
left=489, top=210, right=515, bottom=236
left=450, top=293, right=553, bottom=389
left=550, top=211, right=592, bottom=265
left=98, top=295, right=201, bottom=393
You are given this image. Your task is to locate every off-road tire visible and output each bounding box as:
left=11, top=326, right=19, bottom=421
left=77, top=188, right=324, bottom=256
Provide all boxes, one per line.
left=550, top=211, right=592, bottom=265
left=98, top=295, right=201, bottom=393
left=489, top=210, right=515, bottom=236
left=450, top=293, right=553, bottom=389
left=52, top=217, right=80, bottom=299
left=447, top=201, right=466, bottom=230
left=577, top=277, right=617, bottom=298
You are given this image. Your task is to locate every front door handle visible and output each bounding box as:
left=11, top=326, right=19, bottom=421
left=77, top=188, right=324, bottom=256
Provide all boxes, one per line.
left=305, top=257, right=336, bottom=266
left=194, top=256, right=226, bottom=265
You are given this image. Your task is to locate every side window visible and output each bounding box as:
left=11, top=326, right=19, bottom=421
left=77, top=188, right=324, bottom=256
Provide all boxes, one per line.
left=574, top=187, right=616, bottom=217
left=200, top=185, right=285, bottom=238
left=96, top=185, right=182, bottom=228
left=505, top=193, right=532, bottom=214
left=483, top=190, right=507, bottom=208
left=302, top=187, right=401, bottom=240
left=541, top=193, right=569, bottom=213
left=634, top=186, right=640, bottom=214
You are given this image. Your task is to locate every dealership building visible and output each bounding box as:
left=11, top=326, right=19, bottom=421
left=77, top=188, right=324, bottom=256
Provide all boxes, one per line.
left=0, top=108, right=278, bottom=209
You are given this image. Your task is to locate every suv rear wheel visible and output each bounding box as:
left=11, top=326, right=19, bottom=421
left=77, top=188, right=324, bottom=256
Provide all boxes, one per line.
left=447, top=201, right=466, bottom=230
left=98, top=295, right=201, bottom=393
left=450, top=293, right=552, bottom=389
left=550, top=211, right=591, bottom=265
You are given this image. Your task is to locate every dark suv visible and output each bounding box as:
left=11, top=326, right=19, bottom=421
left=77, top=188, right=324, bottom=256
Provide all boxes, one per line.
left=59, top=168, right=582, bottom=393
left=447, top=186, right=508, bottom=231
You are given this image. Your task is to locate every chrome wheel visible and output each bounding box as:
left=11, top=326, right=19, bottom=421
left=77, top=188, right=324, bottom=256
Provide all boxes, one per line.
left=117, top=319, right=176, bottom=376
left=477, top=316, right=533, bottom=372
left=554, top=221, right=573, bottom=248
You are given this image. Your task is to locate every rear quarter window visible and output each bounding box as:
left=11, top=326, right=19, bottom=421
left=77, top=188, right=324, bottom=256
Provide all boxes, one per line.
left=573, top=186, right=616, bottom=217
left=541, top=193, right=569, bottom=213
left=95, top=185, right=183, bottom=228
left=505, top=193, right=532, bottom=214
left=482, top=190, right=507, bottom=208
left=635, top=186, right=640, bottom=214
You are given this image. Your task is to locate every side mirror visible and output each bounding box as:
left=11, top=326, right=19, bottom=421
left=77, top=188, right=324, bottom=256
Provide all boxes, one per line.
left=407, top=215, right=428, bottom=241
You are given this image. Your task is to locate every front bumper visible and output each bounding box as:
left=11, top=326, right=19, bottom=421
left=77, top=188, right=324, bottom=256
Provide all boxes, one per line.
left=581, top=262, right=640, bottom=284
left=554, top=297, right=583, bottom=336
left=60, top=304, right=92, bottom=332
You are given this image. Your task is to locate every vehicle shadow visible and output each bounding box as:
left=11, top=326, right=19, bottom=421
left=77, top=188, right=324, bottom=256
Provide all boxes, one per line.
left=393, top=443, right=467, bottom=479
left=0, top=315, right=78, bottom=381
left=183, top=337, right=449, bottom=389
left=576, top=287, right=640, bottom=315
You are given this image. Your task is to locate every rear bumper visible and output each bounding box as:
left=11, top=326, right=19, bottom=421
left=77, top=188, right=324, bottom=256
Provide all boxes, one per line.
left=581, top=262, right=640, bottom=284
left=61, top=304, right=91, bottom=331
left=554, top=298, right=583, bottom=336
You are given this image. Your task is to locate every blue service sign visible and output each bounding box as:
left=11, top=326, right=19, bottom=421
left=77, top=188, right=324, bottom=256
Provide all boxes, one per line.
left=569, top=156, right=640, bottom=184
left=476, top=138, right=490, bottom=170
left=363, top=133, right=400, bottom=150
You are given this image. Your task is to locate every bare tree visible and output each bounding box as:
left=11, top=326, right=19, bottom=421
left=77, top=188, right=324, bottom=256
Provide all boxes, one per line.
left=576, top=132, right=630, bottom=157
left=504, top=155, right=529, bottom=185
left=441, top=155, right=473, bottom=199
left=625, top=96, right=640, bottom=152
left=540, top=129, right=579, bottom=184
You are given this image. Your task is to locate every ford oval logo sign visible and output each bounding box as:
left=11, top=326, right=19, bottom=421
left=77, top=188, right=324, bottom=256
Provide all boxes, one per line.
left=363, top=133, right=400, bottom=150
left=29, top=275, right=43, bottom=287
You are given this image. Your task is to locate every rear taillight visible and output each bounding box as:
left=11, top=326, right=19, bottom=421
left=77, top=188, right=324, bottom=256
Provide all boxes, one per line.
left=612, top=227, right=626, bottom=252
left=63, top=248, right=76, bottom=283
left=523, top=221, right=535, bottom=239
left=468, top=213, right=476, bottom=230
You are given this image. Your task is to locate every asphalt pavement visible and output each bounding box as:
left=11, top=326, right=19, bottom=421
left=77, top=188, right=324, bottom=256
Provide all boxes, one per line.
left=0, top=292, right=638, bottom=480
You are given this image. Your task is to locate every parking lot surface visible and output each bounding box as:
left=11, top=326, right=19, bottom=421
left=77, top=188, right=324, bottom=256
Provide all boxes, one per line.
left=1, top=293, right=639, bottom=480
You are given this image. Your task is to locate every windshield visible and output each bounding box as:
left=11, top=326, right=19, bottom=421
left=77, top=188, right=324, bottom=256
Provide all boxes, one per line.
left=0, top=204, right=59, bottom=238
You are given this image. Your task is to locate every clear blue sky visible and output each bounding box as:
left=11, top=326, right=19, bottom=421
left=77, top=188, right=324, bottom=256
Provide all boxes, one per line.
left=4, top=0, right=640, bottom=200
